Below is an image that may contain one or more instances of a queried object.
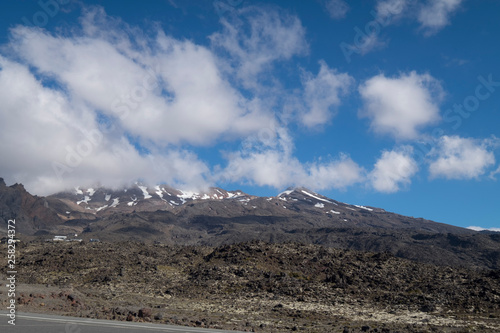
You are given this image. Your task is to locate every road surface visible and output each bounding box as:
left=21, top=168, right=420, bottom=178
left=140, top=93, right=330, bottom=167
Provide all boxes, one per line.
left=0, top=311, right=246, bottom=333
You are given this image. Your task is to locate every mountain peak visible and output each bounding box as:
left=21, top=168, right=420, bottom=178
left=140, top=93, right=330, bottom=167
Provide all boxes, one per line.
left=277, top=187, right=328, bottom=200
left=11, top=182, right=26, bottom=191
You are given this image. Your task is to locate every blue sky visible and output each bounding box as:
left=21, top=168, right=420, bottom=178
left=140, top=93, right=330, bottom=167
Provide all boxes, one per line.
left=0, top=0, right=499, bottom=230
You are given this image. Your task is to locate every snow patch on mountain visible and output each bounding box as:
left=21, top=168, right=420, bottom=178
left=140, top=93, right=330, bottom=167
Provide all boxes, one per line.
left=301, top=190, right=333, bottom=204
left=178, top=190, right=198, bottom=201
left=75, top=187, right=83, bottom=195
left=355, top=205, right=373, bottom=211
left=227, top=191, right=244, bottom=199
left=315, top=203, right=324, bottom=208
left=155, top=186, right=164, bottom=199
left=127, top=196, right=138, bottom=206
left=110, top=198, right=119, bottom=208
left=96, top=205, right=108, bottom=212
left=105, top=194, right=111, bottom=201
left=87, top=188, right=95, bottom=196
left=137, top=185, right=152, bottom=199
left=278, top=189, right=293, bottom=197
left=77, top=196, right=91, bottom=205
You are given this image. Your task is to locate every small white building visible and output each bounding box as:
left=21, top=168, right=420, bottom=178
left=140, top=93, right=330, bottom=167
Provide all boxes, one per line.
left=53, top=235, right=67, bottom=241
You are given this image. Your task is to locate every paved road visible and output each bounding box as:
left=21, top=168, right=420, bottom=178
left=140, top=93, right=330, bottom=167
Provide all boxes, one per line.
left=0, top=311, right=245, bottom=333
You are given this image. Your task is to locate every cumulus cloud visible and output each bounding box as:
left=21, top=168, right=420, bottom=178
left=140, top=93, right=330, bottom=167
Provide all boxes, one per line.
left=210, top=6, right=308, bottom=89
left=220, top=129, right=365, bottom=191
left=307, top=154, right=366, bottom=190
left=0, top=5, right=359, bottom=195
left=375, top=0, right=463, bottom=35
left=340, top=0, right=464, bottom=59
left=359, top=71, right=444, bottom=140
left=9, top=11, right=270, bottom=146
left=0, top=55, right=212, bottom=195
left=300, top=61, right=354, bottom=128
left=418, top=0, right=463, bottom=34
left=0, top=6, right=306, bottom=194
left=321, top=0, right=350, bottom=20
left=489, top=165, right=500, bottom=180
left=222, top=151, right=365, bottom=191
left=369, top=147, right=418, bottom=193
left=376, top=0, right=408, bottom=21
left=428, top=136, right=497, bottom=180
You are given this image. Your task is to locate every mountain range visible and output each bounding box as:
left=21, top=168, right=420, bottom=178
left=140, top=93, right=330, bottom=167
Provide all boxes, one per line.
left=1, top=177, right=499, bottom=270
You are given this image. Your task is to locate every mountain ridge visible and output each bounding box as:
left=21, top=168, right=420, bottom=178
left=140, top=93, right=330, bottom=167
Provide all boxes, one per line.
left=1, top=178, right=499, bottom=270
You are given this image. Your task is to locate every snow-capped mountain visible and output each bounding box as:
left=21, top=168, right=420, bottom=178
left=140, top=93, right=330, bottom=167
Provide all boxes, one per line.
left=49, top=183, right=255, bottom=216
left=2, top=178, right=499, bottom=270
left=49, top=184, right=390, bottom=224
left=46, top=184, right=463, bottom=236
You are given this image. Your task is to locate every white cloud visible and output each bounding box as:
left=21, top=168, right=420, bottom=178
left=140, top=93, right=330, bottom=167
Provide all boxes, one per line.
left=375, top=0, right=463, bottom=35
left=376, top=0, right=408, bottom=21
left=210, top=6, right=308, bottom=89
left=1, top=6, right=298, bottom=194
left=1, top=5, right=360, bottom=196
left=467, top=226, right=500, bottom=233
left=322, top=0, right=350, bottom=20
left=307, top=154, right=366, bottom=190
left=0, top=55, right=212, bottom=195
left=418, top=0, right=463, bottom=34
left=300, top=61, right=354, bottom=128
left=369, top=147, right=418, bottom=193
left=359, top=71, right=443, bottom=140
left=9, top=14, right=270, bottom=146
left=340, top=0, right=464, bottom=59
left=489, top=165, right=500, bottom=180
left=428, top=136, right=496, bottom=180
left=222, top=151, right=365, bottom=191
left=221, top=130, right=364, bottom=191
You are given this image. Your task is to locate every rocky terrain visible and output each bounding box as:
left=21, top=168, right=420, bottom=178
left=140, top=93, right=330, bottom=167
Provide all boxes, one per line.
left=1, top=240, right=500, bottom=332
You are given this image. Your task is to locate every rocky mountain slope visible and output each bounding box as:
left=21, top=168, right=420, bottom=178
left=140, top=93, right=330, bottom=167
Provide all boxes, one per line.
left=1, top=178, right=499, bottom=269
left=0, top=178, right=64, bottom=235
left=48, top=183, right=471, bottom=233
